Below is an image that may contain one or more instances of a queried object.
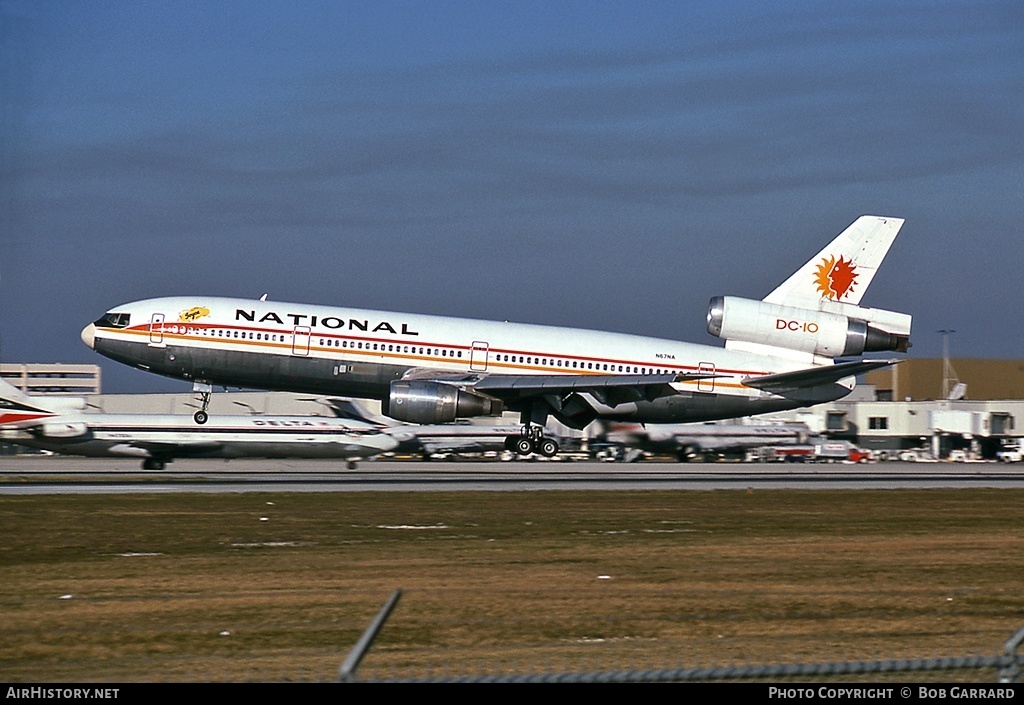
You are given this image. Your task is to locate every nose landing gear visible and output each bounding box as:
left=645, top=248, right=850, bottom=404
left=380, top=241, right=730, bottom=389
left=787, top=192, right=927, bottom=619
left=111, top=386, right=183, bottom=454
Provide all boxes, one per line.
left=193, top=382, right=212, bottom=425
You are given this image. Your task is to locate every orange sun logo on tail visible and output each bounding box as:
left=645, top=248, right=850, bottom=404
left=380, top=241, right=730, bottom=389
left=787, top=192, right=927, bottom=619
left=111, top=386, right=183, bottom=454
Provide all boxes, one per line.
left=814, top=255, right=859, bottom=300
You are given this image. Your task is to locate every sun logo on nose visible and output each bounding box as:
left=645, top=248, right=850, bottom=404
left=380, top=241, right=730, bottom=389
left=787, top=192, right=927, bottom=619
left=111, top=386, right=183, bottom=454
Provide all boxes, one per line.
left=179, top=306, right=211, bottom=322
left=814, top=256, right=858, bottom=300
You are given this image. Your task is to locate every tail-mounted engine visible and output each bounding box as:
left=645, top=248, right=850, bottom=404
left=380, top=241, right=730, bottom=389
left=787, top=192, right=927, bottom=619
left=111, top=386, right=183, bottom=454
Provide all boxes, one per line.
left=707, top=296, right=910, bottom=357
left=382, top=380, right=504, bottom=424
left=38, top=422, right=89, bottom=438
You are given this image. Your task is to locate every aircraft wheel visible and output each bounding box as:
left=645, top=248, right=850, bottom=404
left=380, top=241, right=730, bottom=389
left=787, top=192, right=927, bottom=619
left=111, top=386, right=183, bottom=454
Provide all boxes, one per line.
left=194, top=410, right=208, bottom=425
left=514, top=436, right=535, bottom=455
left=347, top=460, right=358, bottom=470
left=538, top=438, right=559, bottom=458
left=142, top=459, right=165, bottom=471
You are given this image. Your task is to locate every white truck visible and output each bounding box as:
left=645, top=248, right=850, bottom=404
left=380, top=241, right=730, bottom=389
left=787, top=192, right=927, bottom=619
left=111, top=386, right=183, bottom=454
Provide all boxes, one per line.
left=996, top=443, right=1023, bottom=463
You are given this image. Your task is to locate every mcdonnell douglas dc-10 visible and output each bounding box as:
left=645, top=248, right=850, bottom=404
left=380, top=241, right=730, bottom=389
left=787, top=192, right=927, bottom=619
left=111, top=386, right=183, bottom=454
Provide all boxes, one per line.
left=82, top=216, right=912, bottom=458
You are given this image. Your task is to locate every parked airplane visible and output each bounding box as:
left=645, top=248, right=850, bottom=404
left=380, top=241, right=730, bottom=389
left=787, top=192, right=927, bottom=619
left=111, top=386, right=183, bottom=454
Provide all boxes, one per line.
left=81, top=216, right=911, bottom=458
left=593, top=419, right=817, bottom=462
left=0, top=378, right=398, bottom=469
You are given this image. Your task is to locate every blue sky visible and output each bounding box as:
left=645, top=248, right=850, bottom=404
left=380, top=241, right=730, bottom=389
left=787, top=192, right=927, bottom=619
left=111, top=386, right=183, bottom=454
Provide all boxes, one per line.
left=2, top=0, right=1022, bottom=392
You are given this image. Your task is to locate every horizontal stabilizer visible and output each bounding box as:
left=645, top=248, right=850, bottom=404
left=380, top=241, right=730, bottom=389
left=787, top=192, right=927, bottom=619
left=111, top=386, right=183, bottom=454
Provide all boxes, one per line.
left=743, top=359, right=900, bottom=393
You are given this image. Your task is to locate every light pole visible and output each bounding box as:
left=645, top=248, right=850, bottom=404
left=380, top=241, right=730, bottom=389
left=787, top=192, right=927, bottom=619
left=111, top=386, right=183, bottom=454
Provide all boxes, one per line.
left=938, top=329, right=956, bottom=399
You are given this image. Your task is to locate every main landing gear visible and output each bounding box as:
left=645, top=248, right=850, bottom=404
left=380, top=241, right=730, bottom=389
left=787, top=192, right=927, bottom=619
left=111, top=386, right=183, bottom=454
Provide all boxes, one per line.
left=505, top=402, right=560, bottom=458
left=504, top=426, right=559, bottom=458
left=193, top=382, right=212, bottom=425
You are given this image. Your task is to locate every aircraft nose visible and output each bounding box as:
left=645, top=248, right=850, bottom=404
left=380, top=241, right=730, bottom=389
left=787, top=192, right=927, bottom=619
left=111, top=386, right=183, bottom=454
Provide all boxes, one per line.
left=81, top=323, right=96, bottom=350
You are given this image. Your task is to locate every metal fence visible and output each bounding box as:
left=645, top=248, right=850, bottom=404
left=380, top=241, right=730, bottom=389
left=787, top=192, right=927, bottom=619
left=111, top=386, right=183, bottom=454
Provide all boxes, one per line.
left=338, top=590, right=1024, bottom=684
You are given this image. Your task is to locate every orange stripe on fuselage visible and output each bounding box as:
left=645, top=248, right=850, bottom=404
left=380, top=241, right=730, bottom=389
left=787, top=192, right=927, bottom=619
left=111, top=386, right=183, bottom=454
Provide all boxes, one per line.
left=98, top=322, right=768, bottom=389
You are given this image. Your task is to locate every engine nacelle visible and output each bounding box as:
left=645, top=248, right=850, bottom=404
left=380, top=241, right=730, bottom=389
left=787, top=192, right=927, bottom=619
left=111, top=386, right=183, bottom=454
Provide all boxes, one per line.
left=39, top=422, right=89, bottom=438
left=707, top=296, right=909, bottom=357
left=383, top=381, right=503, bottom=424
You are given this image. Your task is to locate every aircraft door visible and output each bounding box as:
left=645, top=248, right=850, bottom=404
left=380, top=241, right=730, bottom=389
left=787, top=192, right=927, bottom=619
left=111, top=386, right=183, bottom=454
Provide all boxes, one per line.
left=291, top=326, right=311, bottom=356
left=149, top=313, right=165, bottom=346
left=698, top=362, right=715, bottom=392
left=470, top=341, right=489, bottom=371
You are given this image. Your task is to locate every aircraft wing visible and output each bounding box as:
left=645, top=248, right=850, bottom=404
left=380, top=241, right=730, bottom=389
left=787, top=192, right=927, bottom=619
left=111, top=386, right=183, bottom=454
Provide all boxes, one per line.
left=472, top=372, right=714, bottom=407
left=742, top=359, right=899, bottom=393
left=396, top=369, right=717, bottom=429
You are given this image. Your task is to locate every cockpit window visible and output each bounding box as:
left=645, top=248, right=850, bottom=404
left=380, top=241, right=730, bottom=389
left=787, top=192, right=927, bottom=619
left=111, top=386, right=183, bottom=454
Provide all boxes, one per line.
left=93, top=312, right=131, bottom=328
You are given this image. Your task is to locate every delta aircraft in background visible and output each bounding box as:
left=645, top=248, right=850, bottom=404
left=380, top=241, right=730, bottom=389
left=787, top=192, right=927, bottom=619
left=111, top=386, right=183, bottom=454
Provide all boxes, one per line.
left=0, top=378, right=397, bottom=469
left=81, top=216, right=912, bottom=458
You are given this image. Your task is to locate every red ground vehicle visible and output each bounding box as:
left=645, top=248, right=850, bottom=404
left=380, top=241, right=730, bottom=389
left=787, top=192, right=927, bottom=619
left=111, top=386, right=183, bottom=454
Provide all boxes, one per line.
left=771, top=442, right=870, bottom=463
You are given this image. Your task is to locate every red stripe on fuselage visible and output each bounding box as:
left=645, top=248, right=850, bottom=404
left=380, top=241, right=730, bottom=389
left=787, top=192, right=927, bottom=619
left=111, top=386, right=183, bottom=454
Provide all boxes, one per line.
left=101, top=322, right=771, bottom=378
left=0, top=411, right=54, bottom=426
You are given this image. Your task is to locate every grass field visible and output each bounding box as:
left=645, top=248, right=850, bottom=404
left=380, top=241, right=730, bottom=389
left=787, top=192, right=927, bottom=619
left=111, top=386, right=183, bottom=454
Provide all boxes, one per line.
left=1, top=489, right=1022, bottom=682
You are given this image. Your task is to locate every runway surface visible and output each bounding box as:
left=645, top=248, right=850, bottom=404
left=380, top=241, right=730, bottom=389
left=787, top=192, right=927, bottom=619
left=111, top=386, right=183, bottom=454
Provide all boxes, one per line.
left=3, top=456, right=1024, bottom=493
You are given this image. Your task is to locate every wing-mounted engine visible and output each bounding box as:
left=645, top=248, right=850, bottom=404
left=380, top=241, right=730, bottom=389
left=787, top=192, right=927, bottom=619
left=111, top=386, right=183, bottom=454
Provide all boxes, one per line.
left=706, top=296, right=910, bottom=358
left=382, top=381, right=504, bottom=424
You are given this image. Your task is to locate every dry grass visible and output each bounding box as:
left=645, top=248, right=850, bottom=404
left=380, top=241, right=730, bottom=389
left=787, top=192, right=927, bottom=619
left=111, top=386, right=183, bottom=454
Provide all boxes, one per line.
left=0, top=489, right=1022, bottom=681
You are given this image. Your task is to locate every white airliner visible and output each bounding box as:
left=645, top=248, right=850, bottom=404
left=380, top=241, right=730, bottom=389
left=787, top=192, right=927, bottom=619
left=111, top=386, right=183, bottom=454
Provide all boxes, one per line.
left=594, top=419, right=817, bottom=462
left=81, top=216, right=912, bottom=458
left=0, top=378, right=398, bottom=469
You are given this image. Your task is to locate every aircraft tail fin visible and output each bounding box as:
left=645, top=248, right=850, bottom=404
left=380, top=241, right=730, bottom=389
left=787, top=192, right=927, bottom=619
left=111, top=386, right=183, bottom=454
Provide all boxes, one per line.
left=323, top=398, right=393, bottom=425
left=764, top=215, right=904, bottom=309
left=0, top=377, right=60, bottom=425
left=709, top=215, right=911, bottom=361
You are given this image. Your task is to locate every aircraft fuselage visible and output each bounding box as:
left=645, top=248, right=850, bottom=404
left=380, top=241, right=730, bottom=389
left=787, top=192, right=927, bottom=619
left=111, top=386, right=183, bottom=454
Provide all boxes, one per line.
left=83, top=296, right=852, bottom=425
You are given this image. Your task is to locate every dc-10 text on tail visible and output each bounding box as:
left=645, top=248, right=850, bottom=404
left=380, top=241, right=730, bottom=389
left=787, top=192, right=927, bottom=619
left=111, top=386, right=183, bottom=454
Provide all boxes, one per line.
left=82, top=216, right=912, bottom=457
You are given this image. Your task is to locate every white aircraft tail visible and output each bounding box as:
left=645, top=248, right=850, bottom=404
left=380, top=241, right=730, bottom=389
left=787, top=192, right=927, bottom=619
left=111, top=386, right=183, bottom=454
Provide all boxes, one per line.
left=0, top=378, right=89, bottom=424
left=709, top=215, right=911, bottom=362
left=0, top=377, right=60, bottom=425
left=763, top=215, right=904, bottom=310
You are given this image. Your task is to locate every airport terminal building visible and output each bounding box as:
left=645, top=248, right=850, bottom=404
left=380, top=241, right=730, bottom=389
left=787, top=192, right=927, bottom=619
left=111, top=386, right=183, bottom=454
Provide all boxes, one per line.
left=776, top=359, right=1024, bottom=459
left=1, top=363, right=101, bottom=396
